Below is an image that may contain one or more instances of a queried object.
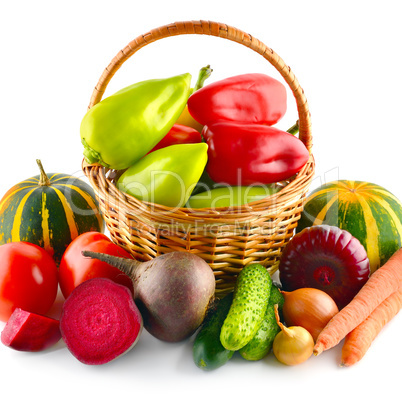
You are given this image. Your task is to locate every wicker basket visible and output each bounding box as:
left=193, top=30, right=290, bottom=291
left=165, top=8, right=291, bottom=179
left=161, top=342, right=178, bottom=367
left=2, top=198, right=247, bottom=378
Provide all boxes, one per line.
left=82, top=20, right=315, bottom=296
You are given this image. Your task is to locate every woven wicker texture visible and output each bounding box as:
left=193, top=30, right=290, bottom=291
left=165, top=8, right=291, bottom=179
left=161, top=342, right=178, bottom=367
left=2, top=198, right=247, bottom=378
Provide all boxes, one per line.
left=82, top=20, right=315, bottom=295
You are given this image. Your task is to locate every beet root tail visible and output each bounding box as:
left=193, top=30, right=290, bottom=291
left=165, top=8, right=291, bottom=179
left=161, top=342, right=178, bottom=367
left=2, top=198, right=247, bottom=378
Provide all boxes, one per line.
left=81, top=250, right=137, bottom=277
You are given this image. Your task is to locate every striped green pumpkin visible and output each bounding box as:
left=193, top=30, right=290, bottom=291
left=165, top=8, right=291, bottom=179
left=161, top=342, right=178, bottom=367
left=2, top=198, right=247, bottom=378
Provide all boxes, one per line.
left=297, top=180, right=402, bottom=274
left=0, top=160, right=104, bottom=264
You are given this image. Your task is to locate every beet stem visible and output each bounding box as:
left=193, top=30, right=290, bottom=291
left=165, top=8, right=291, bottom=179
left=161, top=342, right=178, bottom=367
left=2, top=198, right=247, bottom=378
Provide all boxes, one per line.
left=81, top=250, right=140, bottom=278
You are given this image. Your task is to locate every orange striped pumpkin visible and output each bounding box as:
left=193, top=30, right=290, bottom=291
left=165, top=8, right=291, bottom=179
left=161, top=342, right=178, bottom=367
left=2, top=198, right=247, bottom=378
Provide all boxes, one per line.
left=0, top=160, right=104, bottom=264
left=297, top=180, right=402, bottom=273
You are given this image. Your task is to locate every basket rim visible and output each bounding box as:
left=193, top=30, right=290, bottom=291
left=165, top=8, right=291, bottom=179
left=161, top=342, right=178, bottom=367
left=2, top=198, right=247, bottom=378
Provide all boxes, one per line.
left=82, top=154, right=315, bottom=227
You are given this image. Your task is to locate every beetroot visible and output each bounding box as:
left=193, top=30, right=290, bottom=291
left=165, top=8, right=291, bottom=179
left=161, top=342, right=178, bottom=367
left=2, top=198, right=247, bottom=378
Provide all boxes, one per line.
left=60, top=277, right=143, bottom=365
left=1, top=308, right=61, bottom=352
left=279, top=225, right=370, bottom=309
left=82, top=250, right=216, bottom=342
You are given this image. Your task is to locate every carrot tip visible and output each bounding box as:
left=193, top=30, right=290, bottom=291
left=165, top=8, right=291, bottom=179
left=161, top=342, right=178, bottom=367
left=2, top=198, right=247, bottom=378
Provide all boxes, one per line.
left=313, top=345, right=323, bottom=356
left=340, top=359, right=353, bottom=367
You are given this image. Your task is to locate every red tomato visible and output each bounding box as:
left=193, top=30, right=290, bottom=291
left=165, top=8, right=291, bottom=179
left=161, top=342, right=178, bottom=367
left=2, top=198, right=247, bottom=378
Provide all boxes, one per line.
left=0, top=242, right=59, bottom=322
left=59, top=232, right=134, bottom=299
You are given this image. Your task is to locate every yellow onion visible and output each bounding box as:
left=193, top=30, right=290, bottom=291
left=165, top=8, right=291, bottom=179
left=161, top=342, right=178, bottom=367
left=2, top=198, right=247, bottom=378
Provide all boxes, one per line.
left=281, top=288, right=339, bottom=341
left=272, top=305, right=314, bottom=366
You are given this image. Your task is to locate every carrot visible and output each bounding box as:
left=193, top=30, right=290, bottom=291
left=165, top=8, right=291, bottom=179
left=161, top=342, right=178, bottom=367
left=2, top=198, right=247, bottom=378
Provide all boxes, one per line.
left=314, top=247, right=402, bottom=356
left=340, top=288, right=402, bottom=367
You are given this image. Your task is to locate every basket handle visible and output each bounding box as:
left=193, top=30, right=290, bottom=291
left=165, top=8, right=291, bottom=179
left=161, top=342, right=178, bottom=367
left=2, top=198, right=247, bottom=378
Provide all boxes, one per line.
left=87, top=20, right=312, bottom=152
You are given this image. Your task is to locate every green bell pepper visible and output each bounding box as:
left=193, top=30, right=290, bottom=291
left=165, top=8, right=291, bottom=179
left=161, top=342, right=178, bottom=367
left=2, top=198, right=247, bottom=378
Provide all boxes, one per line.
left=116, top=143, right=208, bottom=208
left=186, top=185, right=281, bottom=209
left=81, top=73, right=192, bottom=170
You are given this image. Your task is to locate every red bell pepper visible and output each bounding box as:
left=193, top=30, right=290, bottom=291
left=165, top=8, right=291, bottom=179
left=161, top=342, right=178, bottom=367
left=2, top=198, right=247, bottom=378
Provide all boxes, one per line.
left=187, top=73, right=287, bottom=126
left=147, top=124, right=202, bottom=153
left=202, top=122, right=309, bottom=185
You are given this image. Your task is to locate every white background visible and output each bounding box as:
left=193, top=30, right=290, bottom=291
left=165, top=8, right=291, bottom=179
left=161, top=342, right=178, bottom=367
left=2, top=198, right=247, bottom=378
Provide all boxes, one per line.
left=1, top=1, right=401, bottom=401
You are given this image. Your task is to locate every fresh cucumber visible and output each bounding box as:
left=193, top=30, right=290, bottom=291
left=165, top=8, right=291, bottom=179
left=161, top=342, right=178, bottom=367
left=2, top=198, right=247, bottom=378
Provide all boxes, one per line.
left=269, top=285, right=285, bottom=311
left=239, top=285, right=284, bottom=361
left=193, top=293, right=234, bottom=371
left=220, top=263, right=272, bottom=351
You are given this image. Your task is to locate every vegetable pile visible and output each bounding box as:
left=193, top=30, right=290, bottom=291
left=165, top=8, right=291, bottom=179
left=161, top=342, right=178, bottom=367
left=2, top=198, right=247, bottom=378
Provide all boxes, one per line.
left=314, top=247, right=402, bottom=361
left=81, top=250, right=216, bottom=343
left=193, top=264, right=288, bottom=370
left=0, top=63, right=402, bottom=371
left=0, top=160, right=104, bottom=265
left=297, top=180, right=402, bottom=274
left=80, top=67, right=309, bottom=208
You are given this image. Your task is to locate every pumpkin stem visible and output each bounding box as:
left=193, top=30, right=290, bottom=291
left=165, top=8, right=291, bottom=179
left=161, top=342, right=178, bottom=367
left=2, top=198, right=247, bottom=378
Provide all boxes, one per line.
left=36, top=159, right=51, bottom=186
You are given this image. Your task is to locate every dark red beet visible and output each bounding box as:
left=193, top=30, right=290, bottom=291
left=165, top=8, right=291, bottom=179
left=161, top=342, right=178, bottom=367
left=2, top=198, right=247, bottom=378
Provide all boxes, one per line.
left=81, top=250, right=216, bottom=342
left=1, top=308, right=61, bottom=351
left=60, top=278, right=143, bottom=365
left=279, top=225, right=370, bottom=309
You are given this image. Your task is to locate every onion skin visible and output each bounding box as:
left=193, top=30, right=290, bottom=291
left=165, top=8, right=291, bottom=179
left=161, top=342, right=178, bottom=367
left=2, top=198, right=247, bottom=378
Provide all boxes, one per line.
left=282, top=288, right=339, bottom=341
